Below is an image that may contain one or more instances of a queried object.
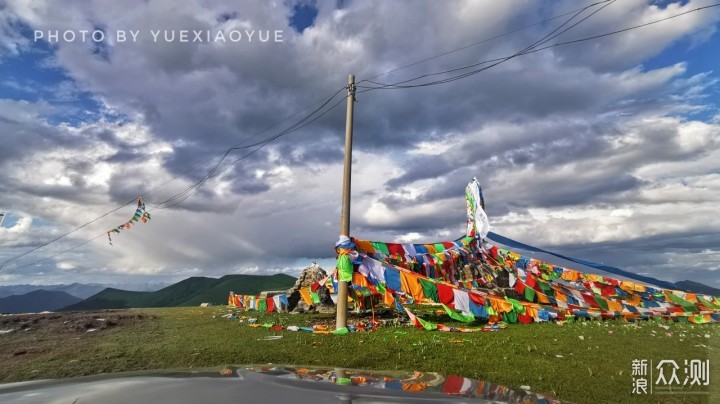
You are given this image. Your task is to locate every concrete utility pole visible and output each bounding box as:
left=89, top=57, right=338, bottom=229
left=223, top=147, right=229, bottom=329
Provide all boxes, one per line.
left=336, top=74, right=356, bottom=330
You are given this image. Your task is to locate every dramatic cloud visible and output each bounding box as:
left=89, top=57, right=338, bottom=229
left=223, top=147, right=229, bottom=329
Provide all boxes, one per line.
left=0, top=0, right=718, bottom=288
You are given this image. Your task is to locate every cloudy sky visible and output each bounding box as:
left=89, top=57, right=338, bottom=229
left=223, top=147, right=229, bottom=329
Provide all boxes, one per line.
left=0, top=0, right=718, bottom=289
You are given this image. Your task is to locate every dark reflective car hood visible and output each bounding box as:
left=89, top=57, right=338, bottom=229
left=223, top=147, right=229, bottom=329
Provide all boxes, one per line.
left=0, top=365, right=560, bottom=403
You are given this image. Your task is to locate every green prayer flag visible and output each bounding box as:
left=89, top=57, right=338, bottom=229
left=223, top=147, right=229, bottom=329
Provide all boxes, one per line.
left=336, top=377, right=351, bottom=385
left=310, top=290, right=321, bottom=304
left=667, top=293, right=697, bottom=312
left=417, top=316, right=437, bottom=331
left=376, top=282, right=387, bottom=295
left=256, top=299, right=267, bottom=312
left=505, top=297, right=525, bottom=314
left=419, top=278, right=439, bottom=303
left=433, top=243, right=446, bottom=253
left=698, top=296, right=720, bottom=310
left=442, top=304, right=475, bottom=323
left=371, top=242, right=390, bottom=255
left=593, top=296, right=609, bottom=311
left=503, top=311, right=518, bottom=324
left=337, top=254, right=353, bottom=282
left=524, top=286, right=535, bottom=302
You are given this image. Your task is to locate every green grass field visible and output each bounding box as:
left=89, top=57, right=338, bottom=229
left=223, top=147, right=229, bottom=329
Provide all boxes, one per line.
left=1, top=306, right=718, bottom=403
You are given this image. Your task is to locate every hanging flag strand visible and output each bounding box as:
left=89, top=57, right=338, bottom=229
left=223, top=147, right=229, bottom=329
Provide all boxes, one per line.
left=106, top=196, right=151, bottom=246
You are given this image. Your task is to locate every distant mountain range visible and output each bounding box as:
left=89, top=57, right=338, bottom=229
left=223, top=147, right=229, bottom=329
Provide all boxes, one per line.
left=675, top=280, right=720, bottom=296
left=0, top=282, right=169, bottom=299
left=1, top=274, right=714, bottom=313
left=0, top=290, right=82, bottom=314
left=62, top=274, right=297, bottom=311
left=0, top=283, right=105, bottom=299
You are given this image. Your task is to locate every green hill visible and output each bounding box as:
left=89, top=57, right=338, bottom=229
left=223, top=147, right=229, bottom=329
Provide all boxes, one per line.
left=62, top=274, right=296, bottom=311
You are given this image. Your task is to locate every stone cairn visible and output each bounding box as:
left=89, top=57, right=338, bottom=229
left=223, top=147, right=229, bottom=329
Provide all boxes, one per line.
left=286, top=262, right=335, bottom=313
left=470, top=261, right=522, bottom=300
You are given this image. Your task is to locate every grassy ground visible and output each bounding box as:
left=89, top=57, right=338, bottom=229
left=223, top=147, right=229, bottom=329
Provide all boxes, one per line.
left=1, top=306, right=718, bottom=403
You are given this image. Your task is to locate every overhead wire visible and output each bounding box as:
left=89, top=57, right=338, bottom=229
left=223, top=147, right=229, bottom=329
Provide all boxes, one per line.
left=149, top=86, right=347, bottom=209
left=360, top=0, right=615, bottom=82
left=1, top=87, right=349, bottom=271
left=357, top=0, right=616, bottom=91
left=0, top=2, right=621, bottom=270
left=153, top=91, right=348, bottom=210
left=357, top=2, right=719, bottom=91
left=4, top=1, right=719, bottom=271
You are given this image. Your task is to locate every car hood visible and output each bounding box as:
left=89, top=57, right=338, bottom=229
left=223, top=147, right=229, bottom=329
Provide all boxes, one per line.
left=0, top=364, right=560, bottom=403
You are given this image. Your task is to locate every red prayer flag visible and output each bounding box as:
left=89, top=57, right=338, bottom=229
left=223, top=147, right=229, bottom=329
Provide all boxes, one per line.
left=386, top=243, right=405, bottom=256
left=526, top=275, right=538, bottom=289
left=518, top=313, right=533, bottom=324
left=436, top=283, right=455, bottom=308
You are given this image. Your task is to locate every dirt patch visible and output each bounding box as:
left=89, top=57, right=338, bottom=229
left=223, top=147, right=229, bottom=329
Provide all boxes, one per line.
left=0, top=310, right=150, bottom=335
left=0, top=310, right=154, bottom=381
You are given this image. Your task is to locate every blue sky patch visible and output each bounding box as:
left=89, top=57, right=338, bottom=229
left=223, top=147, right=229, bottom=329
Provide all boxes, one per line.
left=289, top=2, right=318, bottom=33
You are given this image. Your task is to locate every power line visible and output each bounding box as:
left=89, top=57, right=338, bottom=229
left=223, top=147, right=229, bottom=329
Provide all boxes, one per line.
left=0, top=199, right=136, bottom=270
left=6, top=234, right=106, bottom=272
left=6, top=2, right=718, bottom=271
left=360, top=0, right=615, bottom=82
left=1, top=88, right=349, bottom=272
left=356, top=1, right=611, bottom=91
left=0, top=86, right=346, bottom=270
left=0, top=5, right=608, bottom=270
left=150, top=87, right=347, bottom=210
left=357, top=2, right=719, bottom=91
left=0, top=2, right=611, bottom=271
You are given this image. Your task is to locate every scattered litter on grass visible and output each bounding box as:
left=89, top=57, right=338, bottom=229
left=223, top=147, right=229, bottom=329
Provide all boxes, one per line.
left=86, top=328, right=97, bottom=333
left=578, top=336, right=585, bottom=340
left=258, top=336, right=283, bottom=341
left=0, top=329, right=14, bottom=334
left=482, top=324, right=505, bottom=332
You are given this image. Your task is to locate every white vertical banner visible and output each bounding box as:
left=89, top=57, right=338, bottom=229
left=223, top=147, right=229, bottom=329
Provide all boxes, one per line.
left=465, top=177, right=490, bottom=238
